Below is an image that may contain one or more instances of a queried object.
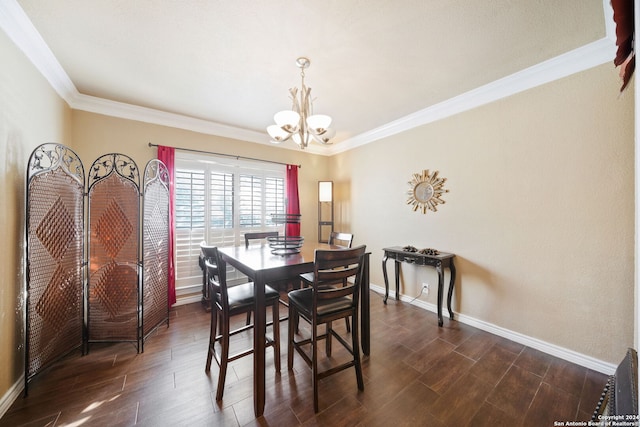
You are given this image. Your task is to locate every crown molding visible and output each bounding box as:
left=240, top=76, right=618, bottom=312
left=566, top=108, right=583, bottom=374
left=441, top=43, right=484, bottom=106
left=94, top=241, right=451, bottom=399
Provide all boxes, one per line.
left=0, top=0, right=76, bottom=100
left=70, top=92, right=265, bottom=143
left=327, top=37, right=615, bottom=155
left=2, top=0, right=615, bottom=157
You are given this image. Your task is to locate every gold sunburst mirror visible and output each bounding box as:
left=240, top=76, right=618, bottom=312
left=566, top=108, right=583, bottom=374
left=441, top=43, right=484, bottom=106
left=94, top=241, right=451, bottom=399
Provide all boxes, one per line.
left=407, top=169, right=449, bottom=214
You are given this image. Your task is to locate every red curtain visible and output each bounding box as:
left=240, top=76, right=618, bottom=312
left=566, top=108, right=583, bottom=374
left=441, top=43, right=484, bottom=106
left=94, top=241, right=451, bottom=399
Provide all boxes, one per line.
left=286, top=164, right=301, bottom=236
left=157, top=146, right=176, bottom=307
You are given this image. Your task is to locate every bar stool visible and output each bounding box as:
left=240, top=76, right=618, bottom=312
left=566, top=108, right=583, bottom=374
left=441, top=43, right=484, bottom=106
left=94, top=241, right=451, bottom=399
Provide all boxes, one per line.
left=204, top=247, right=281, bottom=401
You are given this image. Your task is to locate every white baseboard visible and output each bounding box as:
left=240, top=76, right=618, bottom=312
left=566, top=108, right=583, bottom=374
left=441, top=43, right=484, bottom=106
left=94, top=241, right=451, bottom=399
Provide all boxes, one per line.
left=0, top=375, right=24, bottom=420
left=369, top=283, right=617, bottom=375
left=174, top=294, right=202, bottom=307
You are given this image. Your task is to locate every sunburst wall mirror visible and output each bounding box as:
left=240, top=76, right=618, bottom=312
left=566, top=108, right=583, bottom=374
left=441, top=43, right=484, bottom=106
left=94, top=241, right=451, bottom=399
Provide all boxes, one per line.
left=407, top=169, right=449, bottom=214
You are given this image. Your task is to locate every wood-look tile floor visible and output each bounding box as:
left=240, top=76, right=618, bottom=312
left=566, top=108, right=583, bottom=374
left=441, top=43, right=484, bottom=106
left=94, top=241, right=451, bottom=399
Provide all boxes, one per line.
left=1, top=291, right=608, bottom=427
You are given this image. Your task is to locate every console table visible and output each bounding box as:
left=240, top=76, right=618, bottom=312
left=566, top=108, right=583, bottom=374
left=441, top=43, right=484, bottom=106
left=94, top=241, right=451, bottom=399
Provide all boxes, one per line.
left=382, top=246, right=456, bottom=326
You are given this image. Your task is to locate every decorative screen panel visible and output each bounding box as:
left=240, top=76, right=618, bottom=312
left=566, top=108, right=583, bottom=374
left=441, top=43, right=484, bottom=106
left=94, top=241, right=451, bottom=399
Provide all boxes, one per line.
left=87, top=154, right=140, bottom=343
left=26, top=147, right=170, bottom=391
left=142, top=159, right=169, bottom=341
left=26, top=144, right=84, bottom=382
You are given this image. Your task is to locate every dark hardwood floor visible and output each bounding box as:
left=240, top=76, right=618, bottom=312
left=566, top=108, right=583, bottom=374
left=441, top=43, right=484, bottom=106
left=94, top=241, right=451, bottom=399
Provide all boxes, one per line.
left=1, top=291, right=608, bottom=426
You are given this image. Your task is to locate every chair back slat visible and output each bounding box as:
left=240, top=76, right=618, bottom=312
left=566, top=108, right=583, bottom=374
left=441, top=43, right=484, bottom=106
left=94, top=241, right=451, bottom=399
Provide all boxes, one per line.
left=316, top=284, right=354, bottom=300
left=204, top=247, right=230, bottom=309
left=205, top=260, right=223, bottom=297
left=311, top=245, right=366, bottom=305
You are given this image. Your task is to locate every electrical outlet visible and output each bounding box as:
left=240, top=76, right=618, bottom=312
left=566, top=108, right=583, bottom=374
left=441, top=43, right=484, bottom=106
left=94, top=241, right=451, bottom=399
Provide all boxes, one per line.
left=422, top=283, right=430, bottom=293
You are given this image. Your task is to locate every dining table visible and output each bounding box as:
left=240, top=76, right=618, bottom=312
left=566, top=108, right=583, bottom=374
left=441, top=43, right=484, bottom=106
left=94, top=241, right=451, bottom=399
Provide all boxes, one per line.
left=217, top=242, right=371, bottom=417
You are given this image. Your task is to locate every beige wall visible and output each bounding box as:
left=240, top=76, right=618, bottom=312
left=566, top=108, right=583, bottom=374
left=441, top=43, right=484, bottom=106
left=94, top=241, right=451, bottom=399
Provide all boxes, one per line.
left=331, top=63, right=635, bottom=364
left=0, top=31, right=72, bottom=400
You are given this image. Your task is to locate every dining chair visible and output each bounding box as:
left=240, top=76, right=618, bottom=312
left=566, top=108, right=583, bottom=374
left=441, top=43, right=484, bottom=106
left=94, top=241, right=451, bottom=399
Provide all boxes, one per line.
left=287, top=245, right=367, bottom=412
left=328, top=231, right=354, bottom=248
left=245, top=231, right=279, bottom=248
left=204, top=248, right=281, bottom=401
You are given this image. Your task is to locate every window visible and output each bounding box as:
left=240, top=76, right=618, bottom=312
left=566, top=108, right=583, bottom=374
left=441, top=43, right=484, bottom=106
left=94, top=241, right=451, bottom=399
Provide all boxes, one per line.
left=174, top=152, right=286, bottom=293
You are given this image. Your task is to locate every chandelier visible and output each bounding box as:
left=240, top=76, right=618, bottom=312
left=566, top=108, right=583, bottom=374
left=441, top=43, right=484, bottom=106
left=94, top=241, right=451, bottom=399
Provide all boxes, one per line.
left=267, top=57, right=335, bottom=149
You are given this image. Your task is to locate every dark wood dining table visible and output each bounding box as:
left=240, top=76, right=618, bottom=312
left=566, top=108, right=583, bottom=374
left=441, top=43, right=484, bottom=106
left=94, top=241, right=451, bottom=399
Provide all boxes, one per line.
left=217, top=242, right=371, bottom=417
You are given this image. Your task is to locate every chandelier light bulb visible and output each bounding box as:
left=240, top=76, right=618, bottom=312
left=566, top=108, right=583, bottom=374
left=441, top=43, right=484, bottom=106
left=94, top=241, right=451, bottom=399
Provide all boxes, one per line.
left=267, top=124, right=289, bottom=141
left=306, top=114, right=332, bottom=133
left=274, top=110, right=300, bottom=129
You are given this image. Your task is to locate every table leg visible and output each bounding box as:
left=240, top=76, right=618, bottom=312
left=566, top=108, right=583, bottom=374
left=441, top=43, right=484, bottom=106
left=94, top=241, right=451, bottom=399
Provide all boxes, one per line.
left=394, top=260, right=400, bottom=301
left=253, top=273, right=266, bottom=417
left=436, top=261, right=444, bottom=327
left=361, top=253, right=370, bottom=355
left=382, top=253, right=390, bottom=304
left=447, top=260, right=456, bottom=320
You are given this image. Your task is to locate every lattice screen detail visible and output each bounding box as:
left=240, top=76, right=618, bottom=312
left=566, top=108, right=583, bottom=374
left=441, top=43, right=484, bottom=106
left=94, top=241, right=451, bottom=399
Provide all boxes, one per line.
left=26, top=144, right=84, bottom=383
left=142, top=159, right=170, bottom=343
left=88, top=154, right=140, bottom=343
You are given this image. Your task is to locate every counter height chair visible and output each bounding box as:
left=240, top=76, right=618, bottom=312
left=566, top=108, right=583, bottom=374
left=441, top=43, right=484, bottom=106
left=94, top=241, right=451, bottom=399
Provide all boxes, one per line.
left=244, top=231, right=279, bottom=248
left=328, top=232, right=353, bottom=249
left=287, top=245, right=366, bottom=412
left=204, top=248, right=281, bottom=401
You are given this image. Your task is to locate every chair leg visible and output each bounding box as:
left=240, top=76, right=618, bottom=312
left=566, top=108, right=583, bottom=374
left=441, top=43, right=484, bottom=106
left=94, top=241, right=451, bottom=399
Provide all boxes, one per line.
left=351, top=314, right=364, bottom=391
left=272, top=300, right=281, bottom=373
left=215, top=313, right=230, bottom=401
left=342, top=279, right=351, bottom=332
left=325, top=322, right=332, bottom=357
left=205, top=308, right=219, bottom=371
left=287, top=303, right=295, bottom=370
left=294, top=311, right=300, bottom=333
left=312, top=318, right=319, bottom=413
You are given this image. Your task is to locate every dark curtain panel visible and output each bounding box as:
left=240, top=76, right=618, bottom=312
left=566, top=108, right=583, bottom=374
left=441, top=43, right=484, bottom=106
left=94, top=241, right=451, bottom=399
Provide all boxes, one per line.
left=611, top=0, right=635, bottom=91
left=157, top=146, right=176, bottom=306
left=286, top=164, right=301, bottom=236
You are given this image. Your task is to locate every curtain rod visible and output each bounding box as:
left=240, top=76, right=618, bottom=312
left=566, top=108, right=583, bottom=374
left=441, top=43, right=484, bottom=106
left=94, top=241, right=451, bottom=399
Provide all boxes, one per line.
left=148, top=143, right=301, bottom=168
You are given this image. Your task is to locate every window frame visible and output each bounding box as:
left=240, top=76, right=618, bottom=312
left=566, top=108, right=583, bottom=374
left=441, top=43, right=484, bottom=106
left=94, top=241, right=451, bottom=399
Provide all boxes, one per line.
left=174, top=152, right=286, bottom=293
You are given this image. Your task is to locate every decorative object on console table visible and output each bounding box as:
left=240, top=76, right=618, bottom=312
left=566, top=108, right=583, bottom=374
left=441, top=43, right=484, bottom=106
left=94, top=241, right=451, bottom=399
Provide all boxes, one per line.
left=268, top=213, right=303, bottom=254
left=318, top=181, right=334, bottom=243
left=407, top=169, right=449, bottom=214
left=382, top=246, right=456, bottom=327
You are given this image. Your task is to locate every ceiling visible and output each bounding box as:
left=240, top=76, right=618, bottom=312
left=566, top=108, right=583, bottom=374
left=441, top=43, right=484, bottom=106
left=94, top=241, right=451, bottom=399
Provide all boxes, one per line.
left=7, top=1, right=610, bottom=153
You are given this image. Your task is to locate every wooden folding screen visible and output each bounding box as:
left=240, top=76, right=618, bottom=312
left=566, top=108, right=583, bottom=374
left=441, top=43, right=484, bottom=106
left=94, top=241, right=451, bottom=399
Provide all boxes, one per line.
left=25, top=144, right=169, bottom=390
left=26, top=144, right=85, bottom=390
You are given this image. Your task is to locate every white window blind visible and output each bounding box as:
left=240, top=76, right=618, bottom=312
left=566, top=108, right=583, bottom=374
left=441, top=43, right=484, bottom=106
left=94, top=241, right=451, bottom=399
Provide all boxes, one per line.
left=174, top=152, right=286, bottom=292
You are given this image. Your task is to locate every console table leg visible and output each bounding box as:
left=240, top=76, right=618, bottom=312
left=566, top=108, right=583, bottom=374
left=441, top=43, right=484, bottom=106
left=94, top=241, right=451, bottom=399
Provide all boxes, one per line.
left=447, top=261, right=457, bottom=320
left=437, top=262, right=444, bottom=327
left=382, top=254, right=390, bottom=304
left=394, top=261, right=400, bottom=300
